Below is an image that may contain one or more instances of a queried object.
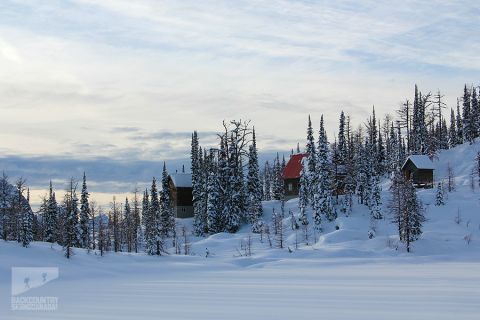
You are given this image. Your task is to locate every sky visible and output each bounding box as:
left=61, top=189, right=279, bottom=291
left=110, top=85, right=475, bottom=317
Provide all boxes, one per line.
left=0, top=0, right=479, bottom=208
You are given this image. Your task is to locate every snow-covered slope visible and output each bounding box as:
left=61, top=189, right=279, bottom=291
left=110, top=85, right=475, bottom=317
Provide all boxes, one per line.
left=1, top=142, right=480, bottom=320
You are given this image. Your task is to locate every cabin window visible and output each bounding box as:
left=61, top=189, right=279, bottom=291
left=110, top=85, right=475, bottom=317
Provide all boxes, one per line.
left=182, top=208, right=186, bottom=212
left=288, top=183, right=293, bottom=191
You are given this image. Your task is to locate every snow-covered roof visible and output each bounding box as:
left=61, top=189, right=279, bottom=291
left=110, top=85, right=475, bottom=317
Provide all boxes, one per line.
left=169, top=173, right=192, bottom=188
left=402, top=155, right=434, bottom=170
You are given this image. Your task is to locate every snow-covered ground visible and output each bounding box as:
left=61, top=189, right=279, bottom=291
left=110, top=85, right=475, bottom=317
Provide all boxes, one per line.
left=1, top=142, right=480, bottom=319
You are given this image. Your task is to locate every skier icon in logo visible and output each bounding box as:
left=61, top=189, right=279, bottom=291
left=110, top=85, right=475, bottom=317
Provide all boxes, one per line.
left=42, top=272, right=48, bottom=283
left=24, top=276, right=30, bottom=289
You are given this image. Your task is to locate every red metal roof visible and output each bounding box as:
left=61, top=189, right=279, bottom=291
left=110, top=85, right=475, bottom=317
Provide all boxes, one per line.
left=283, top=153, right=308, bottom=179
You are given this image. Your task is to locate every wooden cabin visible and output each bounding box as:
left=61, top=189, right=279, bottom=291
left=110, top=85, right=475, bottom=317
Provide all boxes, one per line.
left=401, top=155, right=434, bottom=188
left=168, top=173, right=194, bottom=218
left=282, top=153, right=308, bottom=200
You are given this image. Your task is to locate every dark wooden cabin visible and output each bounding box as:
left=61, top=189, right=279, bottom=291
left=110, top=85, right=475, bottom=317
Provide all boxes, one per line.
left=401, top=155, right=434, bottom=188
left=168, top=173, right=194, bottom=218
left=282, top=153, right=308, bottom=200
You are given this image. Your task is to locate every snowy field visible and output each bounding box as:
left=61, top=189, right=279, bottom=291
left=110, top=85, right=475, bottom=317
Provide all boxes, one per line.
left=1, top=241, right=479, bottom=320
left=2, top=142, right=480, bottom=319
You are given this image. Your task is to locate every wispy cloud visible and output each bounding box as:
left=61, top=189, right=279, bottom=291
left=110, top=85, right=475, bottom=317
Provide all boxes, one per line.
left=0, top=0, right=478, bottom=197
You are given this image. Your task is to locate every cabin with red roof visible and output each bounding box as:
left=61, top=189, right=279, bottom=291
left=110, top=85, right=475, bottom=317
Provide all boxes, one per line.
left=283, top=153, right=308, bottom=199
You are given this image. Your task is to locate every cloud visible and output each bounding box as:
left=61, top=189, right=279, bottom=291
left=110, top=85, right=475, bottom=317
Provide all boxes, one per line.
left=0, top=0, right=478, bottom=195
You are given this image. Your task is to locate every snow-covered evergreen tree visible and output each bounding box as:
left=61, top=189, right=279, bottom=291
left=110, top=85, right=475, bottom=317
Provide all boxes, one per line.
left=44, top=181, right=58, bottom=243
left=246, top=128, right=263, bottom=232
left=471, top=87, right=479, bottom=140
left=355, top=138, right=370, bottom=205
left=411, top=85, right=428, bottom=154
left=462, top=85, right=473, bottom=143
left=402, top=179, right=425, bottom=252
left=314, top=115, right=335, bottom=227
left=456, top=100, right=464, bottom=144
left=132, top=189, right=142, bottom=253
left=142, top=189, right=150, bottom=251
left=377, top=120, right=386, bottom=173
left=369, top=171, right=382, bottom=219
left=298, top=162, right=309, bottom=212
left=123, top=197, right=132, bottom=252
left=145, top=178, right=163, bottom=255
left=16, top=180, right=32, bottom=247
left=63, top=178, right=79, bottom=258
left=206, top=168, right=222, bottom=233
left=160, top=162, right=175, bottom=238
left=224, top=134, right=242, bottom=233
left=271, top=153, right=284, bottom=200
left=389, top=171, right=424, bottom=252
left=337, top=111, right=347, bottom=164
left=435, top=182, right=445, bottom=206
left=79, top=172, right=90, bottom=249
left=449, top=108, right=457, bottom=148
left=191, top=131, right=205, bottom=235
left=305, top=115, right=317, bottom=204
left=386, top=122, right=398, bottom=172
left=262, top=161, right=272, bottom=201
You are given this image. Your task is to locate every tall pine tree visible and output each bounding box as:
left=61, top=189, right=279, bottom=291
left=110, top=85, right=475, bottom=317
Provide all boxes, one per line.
left=79, top=172, right=90, bottom=249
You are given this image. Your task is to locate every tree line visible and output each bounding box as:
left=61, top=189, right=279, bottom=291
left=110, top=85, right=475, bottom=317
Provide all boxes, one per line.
left=2, top=83, right=479, bottom=256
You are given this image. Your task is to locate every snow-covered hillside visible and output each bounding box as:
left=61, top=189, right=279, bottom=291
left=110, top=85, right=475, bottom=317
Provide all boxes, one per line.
left=1, top=142, right=480, bottom=320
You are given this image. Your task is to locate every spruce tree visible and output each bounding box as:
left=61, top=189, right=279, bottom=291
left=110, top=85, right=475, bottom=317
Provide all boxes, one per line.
left=355, top=138, right=370, bottom=205
left=471, top=87, right=479, bottom=139
left=206, top=167, right=222, bottom=234
left=79, top=172, right=90, bottom=249
left=44, top=181, right=58, bottom=243
left=456, top=99, right=463, bottom=144
left=271, top=153, right=284, bottom=200
left=142, top=189, right=151, bottom=252
left=123, top=197, right=132, bottom=252
left=16, top=180, right=32, bottom=247
left=387, top=122, right=398, bottom=172
left=440, top=118, right=449, bottom=150
left=314, top=115, right=335, bottom=227
left=160, top=162, right=175, bottom=239
left=217, top=136, right=229, bottom=229
left=224, top=134, right=242, bottom=233
left=435, top=182, right=445, bottom=206
left=146, top=178, right=162, bottom=255
left=64, top=178, right=79, bottom=258
left=388, top=170, right=404, bottom=240
left=376, top=120, right=386, bottom=172
left=369, top=171, right=382, bottom=219
left=337, top=111, right=347, bottom=163
left=247, top=128, right=263, bottom=232
left=449, top=108, right=457, bottom=148
left=262, top=161, right=272, bottom=201
left=305, top=115, right=317, bottom=204
left=298, top=163, right=309, bottom=212
left=191, top=131, right=206, bottom=235
left=402, top=179, right=425, bottom=252
left=462, top=85, right=473, bottom=143
left=132, top=189, right=142, bottom=253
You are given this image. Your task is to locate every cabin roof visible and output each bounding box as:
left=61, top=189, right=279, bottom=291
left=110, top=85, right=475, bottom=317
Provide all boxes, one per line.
left=402, top=155, right=434, bottom=170
left=283, top=153, right=308, bottom=179
left=169, top=173, right=192, bottom=188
